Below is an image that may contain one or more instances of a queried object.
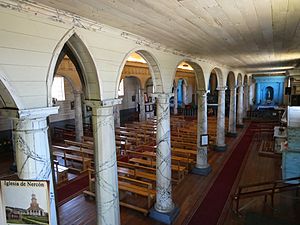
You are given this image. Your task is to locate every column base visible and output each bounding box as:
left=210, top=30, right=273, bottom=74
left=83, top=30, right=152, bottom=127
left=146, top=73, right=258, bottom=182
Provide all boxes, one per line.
left=149, top=206, right=180, bottom=224
left=214, top=145, right=227, bottom=152
left=192, top=165, right=212, bottom=176
left=226, top=132, right=237, bottom=137
left=237, top=124, right=244, bottom=128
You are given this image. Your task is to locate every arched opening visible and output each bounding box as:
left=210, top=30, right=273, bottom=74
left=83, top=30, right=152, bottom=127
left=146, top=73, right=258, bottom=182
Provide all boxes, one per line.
left=172, top=61, right=197, bottom=116
left=0, top=76, right=20, bottom=178
left=47, top=33, right=100, bottom=222
left=115, top=52, right=155, bottom=126
left=116, top=51, right=162, bottom=125
left=226, top=72, right=235, bottom=113
left=207, top=72, right=218, bottom=117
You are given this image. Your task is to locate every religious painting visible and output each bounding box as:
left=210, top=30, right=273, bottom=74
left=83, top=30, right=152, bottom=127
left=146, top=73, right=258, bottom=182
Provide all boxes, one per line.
left=0, top=180, right=51, bottom=225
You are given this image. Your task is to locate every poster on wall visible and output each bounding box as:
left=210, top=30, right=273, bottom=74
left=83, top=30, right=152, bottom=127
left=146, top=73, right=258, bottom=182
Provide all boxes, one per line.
left=0, top=180, right=51, bottom=225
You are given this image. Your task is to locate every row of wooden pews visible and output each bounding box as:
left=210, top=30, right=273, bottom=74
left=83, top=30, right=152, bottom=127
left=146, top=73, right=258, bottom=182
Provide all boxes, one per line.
left=50, top=114, right=223, bottom=215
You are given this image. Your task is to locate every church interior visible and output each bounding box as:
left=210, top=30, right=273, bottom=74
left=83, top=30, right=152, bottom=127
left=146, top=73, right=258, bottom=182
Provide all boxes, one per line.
left=0, top=1, right=300, bottom=225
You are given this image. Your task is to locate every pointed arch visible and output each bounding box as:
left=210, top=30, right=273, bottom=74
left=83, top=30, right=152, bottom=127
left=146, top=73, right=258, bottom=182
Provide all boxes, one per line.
left=115, top=48, right=163, bottom=98
left=47, top=29, right=101, bottom=106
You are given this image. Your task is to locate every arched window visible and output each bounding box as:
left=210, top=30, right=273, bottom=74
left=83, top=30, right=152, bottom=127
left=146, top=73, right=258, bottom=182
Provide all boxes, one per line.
left=51, top=77, right=65, bottom=101
left=118, top=79, right=124, bottom=96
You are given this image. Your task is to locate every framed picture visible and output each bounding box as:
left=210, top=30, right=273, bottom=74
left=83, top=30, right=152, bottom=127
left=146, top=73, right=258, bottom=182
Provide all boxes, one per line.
left=200, top=134, right=209, bottom=146
left=0, top=180, right=51, bottom=225
left=132, top=96, right=136, bottom=102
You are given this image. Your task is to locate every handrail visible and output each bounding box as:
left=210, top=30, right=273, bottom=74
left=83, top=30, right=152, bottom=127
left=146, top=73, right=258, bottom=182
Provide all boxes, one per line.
left=233, top=176, right=300, bottom=214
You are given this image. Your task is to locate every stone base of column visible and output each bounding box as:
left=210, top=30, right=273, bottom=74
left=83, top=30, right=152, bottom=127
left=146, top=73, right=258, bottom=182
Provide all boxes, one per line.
left=237, top=124, right=244, bottom=128
left=226, top=132, right=237, bottom=137
left=214, top=144, right=227, bottom=152
left=149, top=206, right=180, bottom=224
left=192, top=165, right=212, bottom=176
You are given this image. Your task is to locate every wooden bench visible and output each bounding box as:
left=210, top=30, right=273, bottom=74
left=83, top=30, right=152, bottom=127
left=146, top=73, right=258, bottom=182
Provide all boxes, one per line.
left=52, top=147, right=91, bottom=173
left=129, top=157, right=186, bottom=182
left=54, top=160, right=68, bottom=184
left=83, top=169, right=156, bottom=215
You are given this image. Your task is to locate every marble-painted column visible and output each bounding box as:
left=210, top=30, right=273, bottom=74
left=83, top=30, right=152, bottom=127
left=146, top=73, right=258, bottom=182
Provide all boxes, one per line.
left=227, top=87, right=237, bottom=137
left=113, top=103, right=121, bottom=127
left=243, top=85, right=248, bottom=117
left=237, top=85, right=244, bottom=127
left=192, top=90, right=212, bottom=175
left=256, top=82, right=260, bottom=105
left=139, top=88, right=146, bottom=121
left=88, top=99, right=122, bottom=225
left=74, top=91, right=84, bottom=142
left=8, top=107, right=59, bottom=225
left=249, top=83, right=254, bottom=110
left=215, top=87, right=227, bottom=151
left=174, top=84, right=178, bottom=115
left=149, top=93, right=179, bottom=224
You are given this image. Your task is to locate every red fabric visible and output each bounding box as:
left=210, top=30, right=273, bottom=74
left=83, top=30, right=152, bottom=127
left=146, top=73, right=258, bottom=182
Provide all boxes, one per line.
left=188, top=123, right=254, bottom=225
left=57, top=172, right=89, bottom=206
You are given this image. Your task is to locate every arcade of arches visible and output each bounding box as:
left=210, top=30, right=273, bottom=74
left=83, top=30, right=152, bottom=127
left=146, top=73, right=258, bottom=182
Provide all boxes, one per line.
left=0, top=1, right=300, bottom=225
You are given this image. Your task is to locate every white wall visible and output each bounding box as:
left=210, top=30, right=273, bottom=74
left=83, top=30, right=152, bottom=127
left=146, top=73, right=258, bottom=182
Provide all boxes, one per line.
left=119, top=77, right=139, bottom=110
left=49, top=78, right=75, bottom=123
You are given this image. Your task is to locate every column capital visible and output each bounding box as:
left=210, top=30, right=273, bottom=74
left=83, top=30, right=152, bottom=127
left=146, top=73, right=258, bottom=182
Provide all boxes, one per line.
left=0, top=106, right=59, bottom=120
left=152, top=93, right=174, bottom=102
left=86, top=98, right=122, bottom=108
left=216, top=86, right=227, bottom=91
left=73, top=90, right=83, bottom=95
left=197, top=89, right=208, bottom=95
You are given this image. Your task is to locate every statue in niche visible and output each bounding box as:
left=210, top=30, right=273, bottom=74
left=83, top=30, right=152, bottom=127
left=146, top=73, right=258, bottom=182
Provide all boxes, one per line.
left=267, top=90, right=271, bottom=99
left=265, top=86, right=274, bottom=102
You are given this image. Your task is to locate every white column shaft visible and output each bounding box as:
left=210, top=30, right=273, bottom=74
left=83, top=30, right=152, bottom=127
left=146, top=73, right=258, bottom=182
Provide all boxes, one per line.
left=196, top=91, right=209, bottom=168
left=155, top=94, right=174, bottom=213
left=228, top=88, right=237, bottom=134
left=216, top=89, right=226, bottom=146
left=13, top=116, right=57, bottom=224
left=139, top=88, right=146, bottom=121
left=92, top=106, right=120, bottom=225
left=74, top=92, right=84, bottom=142
left=237, top=86, right=244, bottom=125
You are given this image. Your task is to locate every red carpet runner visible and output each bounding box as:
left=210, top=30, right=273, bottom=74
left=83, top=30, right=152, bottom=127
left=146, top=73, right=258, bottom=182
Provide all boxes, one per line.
left=188, top=123, right=254, bottom=225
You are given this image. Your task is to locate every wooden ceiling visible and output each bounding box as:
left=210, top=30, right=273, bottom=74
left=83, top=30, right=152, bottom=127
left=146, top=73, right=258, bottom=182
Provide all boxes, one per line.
left=35, top=0, right=300, bottom=73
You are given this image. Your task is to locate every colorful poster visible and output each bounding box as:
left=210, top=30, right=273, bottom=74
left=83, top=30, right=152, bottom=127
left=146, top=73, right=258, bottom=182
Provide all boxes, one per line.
left=0, top=180, right=50, bottom=225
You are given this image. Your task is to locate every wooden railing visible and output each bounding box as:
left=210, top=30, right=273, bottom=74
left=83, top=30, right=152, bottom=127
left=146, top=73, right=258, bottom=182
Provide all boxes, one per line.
left=233, top=176, right=300, bottom=214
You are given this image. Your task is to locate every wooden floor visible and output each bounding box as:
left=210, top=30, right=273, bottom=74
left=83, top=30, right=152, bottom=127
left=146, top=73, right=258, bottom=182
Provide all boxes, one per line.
left=1, top=121, right=299, bottom=225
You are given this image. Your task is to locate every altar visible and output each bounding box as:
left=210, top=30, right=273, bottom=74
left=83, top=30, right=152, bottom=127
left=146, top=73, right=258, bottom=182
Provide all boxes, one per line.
left=254, top=76, right=286, bottom=107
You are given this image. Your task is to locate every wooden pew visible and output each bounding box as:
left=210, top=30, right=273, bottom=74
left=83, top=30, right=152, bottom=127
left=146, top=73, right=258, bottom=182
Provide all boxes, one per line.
left=53, top=160, right=68, bottom=184
left=83, top=169, right=156, bottom=215
left=52, top=145, right=91, bottom=173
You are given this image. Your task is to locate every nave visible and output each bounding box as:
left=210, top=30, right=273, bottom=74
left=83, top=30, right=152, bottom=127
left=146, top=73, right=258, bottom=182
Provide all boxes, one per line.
left=55, top=120, right=299, bottom=225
